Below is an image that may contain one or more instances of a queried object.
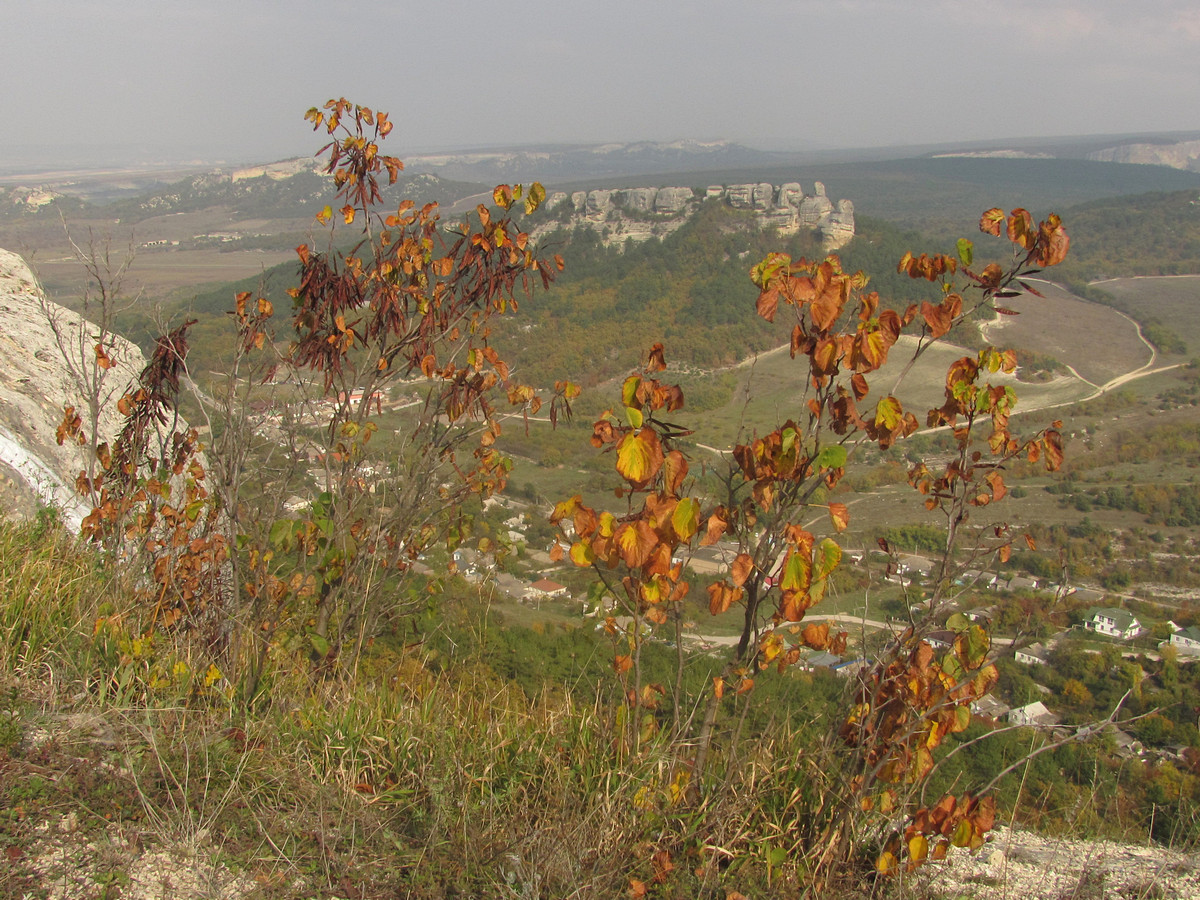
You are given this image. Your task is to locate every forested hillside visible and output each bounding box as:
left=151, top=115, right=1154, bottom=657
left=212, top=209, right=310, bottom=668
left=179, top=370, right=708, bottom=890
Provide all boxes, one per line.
left=1054, top=190, right=1200, bottom=280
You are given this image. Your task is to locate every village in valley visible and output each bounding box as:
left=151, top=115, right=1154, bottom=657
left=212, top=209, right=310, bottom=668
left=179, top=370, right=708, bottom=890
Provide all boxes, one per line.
left=431, top=485, right=1200, bottom=768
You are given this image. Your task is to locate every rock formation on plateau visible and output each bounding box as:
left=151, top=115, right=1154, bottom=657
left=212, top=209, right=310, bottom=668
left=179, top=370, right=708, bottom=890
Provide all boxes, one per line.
left=540, top=181, right=855, bottom=251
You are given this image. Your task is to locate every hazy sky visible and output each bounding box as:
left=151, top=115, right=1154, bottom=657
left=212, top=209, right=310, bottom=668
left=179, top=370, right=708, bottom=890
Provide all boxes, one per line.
left=2, top=0, right=1198, bottom=167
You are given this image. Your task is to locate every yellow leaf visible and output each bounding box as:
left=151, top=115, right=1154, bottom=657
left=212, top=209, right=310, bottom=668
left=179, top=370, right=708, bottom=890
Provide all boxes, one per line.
left=671, top=497, right=699, bottom=541
left=569, top=541, right=595, bottom=566
left=616, top=429, right=663, bottom=487
left=951, top=819, right=974, bottom=848
left=908, top=834, right=929, bottom=864
left=524, top=182, right=546, bottom=215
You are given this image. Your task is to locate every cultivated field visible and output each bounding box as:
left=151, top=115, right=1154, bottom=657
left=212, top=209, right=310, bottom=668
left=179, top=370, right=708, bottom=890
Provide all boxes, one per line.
left=0, top=208, right=308, bottom=308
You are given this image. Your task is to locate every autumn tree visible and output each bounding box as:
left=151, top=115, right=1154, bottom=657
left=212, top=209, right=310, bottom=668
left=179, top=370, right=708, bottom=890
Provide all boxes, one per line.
left=68, top=99, right=572, bottom=696
left=554, top=207, right=1070, bottom=882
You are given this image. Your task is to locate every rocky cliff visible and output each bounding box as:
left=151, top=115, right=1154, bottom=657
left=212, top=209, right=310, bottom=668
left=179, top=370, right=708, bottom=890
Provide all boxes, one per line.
left=0, top=249, right=144, bottom=529
left=540, top=180, right=855, bottom=251
left=1087, top=139, right=1200, bottom=172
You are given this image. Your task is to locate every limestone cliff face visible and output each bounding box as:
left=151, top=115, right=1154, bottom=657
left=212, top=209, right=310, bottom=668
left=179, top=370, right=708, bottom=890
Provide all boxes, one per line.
left=538, top=181, right=855, bottom=251
left=0, top=249, right=144, bottom=529
left=1086, top=139, right=1200, bottom=172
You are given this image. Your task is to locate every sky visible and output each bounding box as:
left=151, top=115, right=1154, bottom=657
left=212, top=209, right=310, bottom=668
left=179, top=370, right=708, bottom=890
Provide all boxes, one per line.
left=2, top=0, right=1199, bottom=169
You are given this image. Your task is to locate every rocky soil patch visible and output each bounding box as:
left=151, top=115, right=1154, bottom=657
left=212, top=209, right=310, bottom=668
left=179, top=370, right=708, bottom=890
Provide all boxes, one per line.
left=919, top=825, right=1200, bottom=899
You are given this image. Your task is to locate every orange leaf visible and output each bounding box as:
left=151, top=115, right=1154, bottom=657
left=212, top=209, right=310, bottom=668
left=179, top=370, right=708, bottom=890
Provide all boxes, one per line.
left=1035, top=214, right=1070, bottom=267
left=829, top=502, right=850, bottom=532
left=662, top=450, right=688, bottom=495
left=779, top=589, right=811, bottom=622
left=707, top=581, right=742, bottom=616
left=921, top=301, right=952, bottom=339
left=1042, top=430, right=1064, bottom=471
left=646, top=343, right=666, bottom=372
left=979, top=208, right=1004, bottom=236
left=615, top=521, right=658, bottom=569
left=731, top=553, right=754, bottom=587
left=802, top=621, right=830, bottom=650
left=756, top=288, right=781, bottom=322
left=701, top=510, right=729, bottom=546
left=810, top=276, right=846, bottom=331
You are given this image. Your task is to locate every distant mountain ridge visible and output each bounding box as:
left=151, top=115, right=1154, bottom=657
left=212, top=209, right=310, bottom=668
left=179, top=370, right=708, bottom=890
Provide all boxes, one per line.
left=399, top=139, right=781, bottom=183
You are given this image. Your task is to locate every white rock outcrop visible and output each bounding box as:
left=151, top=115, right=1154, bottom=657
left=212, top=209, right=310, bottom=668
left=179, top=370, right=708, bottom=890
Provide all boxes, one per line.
left=1087, top=139, right=1200, bottom=172
left=0, top=249, right=145, bottom=529
left=535, top=181, right=854, bottom=251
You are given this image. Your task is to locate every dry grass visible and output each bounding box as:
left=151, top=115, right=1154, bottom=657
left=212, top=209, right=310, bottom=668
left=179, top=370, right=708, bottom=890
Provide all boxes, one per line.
left=980, top=281, right=1151, bottom=387
left=1094, top=274, right=1200, bottom=362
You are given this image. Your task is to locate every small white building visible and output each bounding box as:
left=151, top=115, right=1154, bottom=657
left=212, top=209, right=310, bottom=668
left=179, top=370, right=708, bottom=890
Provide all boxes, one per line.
left=1170, top=625, right=1200, bottom=656
left=1008, top=701, right=1059, bottom=728
left=1006, top=575, right=1041, bottom=593
left=897, top=555, right=935, bottom=578
left=1015, top=643, right=1050, bottom=666
left=971, top=695, right=1010, bottom=721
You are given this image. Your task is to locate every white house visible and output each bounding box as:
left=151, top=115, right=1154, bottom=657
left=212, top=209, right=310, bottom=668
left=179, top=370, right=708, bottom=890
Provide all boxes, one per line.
left=897, top=555, right=935, bottom=578
left=971, top=695, right=1010, bottom=721
left=1014, top=643, right=1050, bottom=666
left=1006, top=575, right=1041, bottom=593
left=963, top=606, right=997, bottom=624
left=1007, top=701, right=1059, bottom=728
left=1083, top=607, right=1144, bottom=641
left=1170, top=625, right=1200, bottom=656
left=526, top=578, right=569, bottom=601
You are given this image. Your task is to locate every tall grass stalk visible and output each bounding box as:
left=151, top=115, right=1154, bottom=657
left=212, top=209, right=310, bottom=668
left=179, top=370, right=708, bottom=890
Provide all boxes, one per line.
left=0, top=516, right=113, bottom=681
